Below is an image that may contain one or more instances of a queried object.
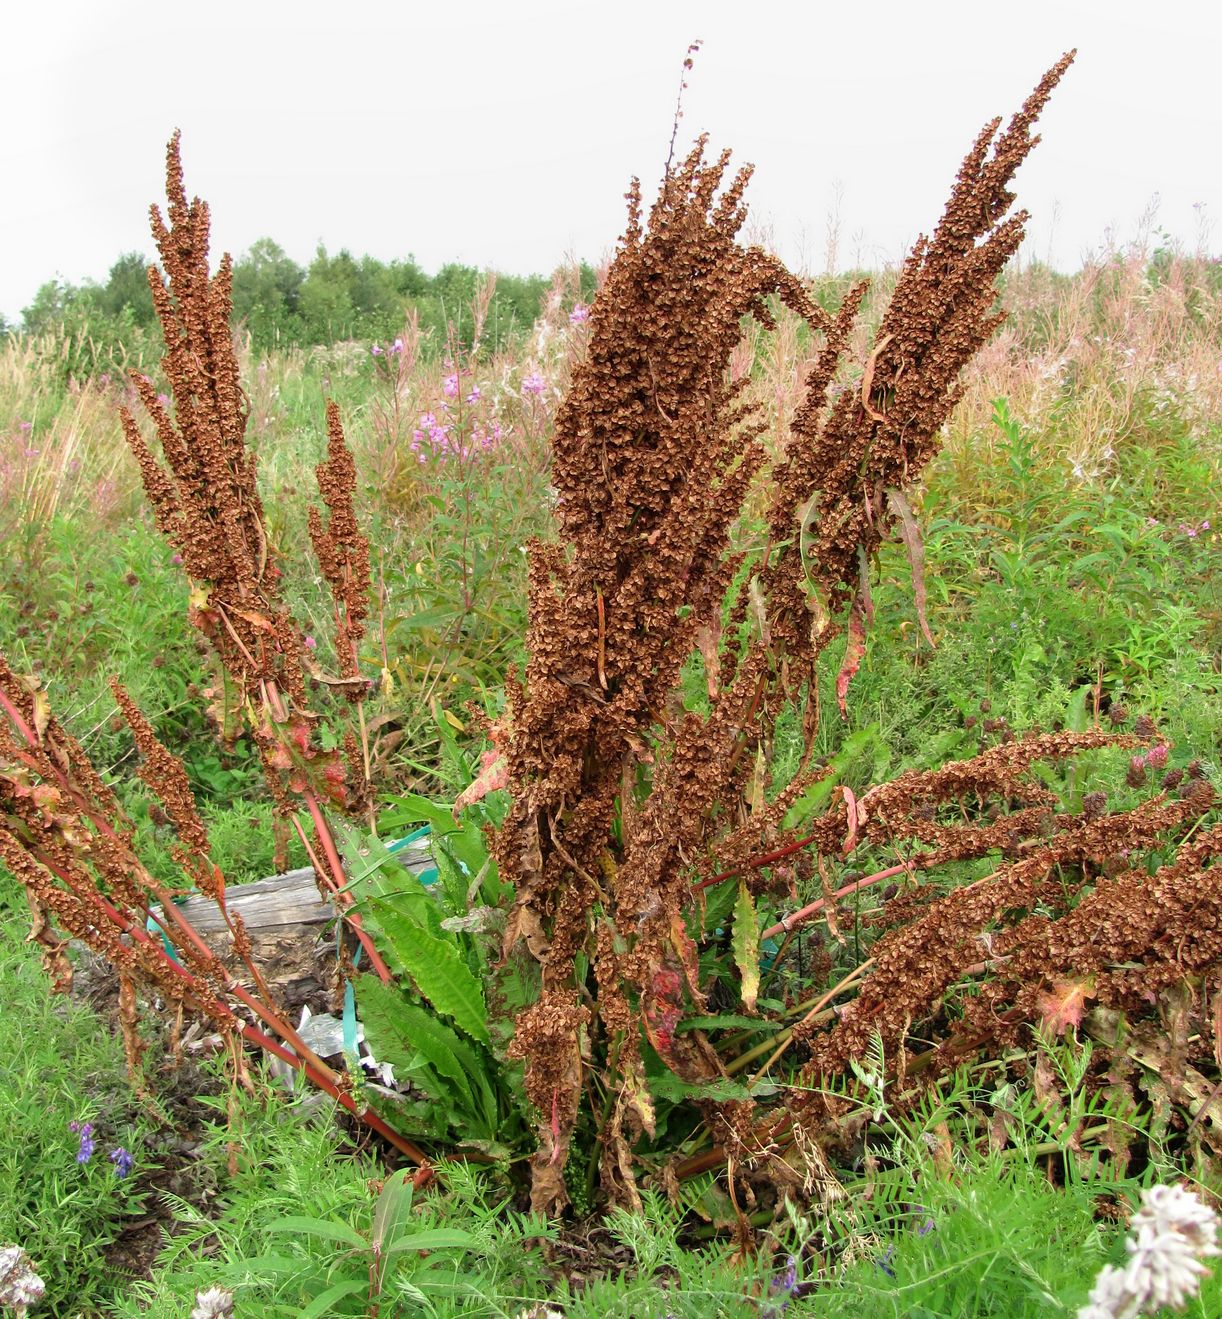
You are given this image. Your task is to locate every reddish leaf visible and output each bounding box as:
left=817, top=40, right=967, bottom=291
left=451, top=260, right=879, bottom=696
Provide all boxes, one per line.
left=452, top=750, right=509, bottom=818
left=835, top=603, right=867, bottom=719
left=1038, top=977, right=1095, bottom=1036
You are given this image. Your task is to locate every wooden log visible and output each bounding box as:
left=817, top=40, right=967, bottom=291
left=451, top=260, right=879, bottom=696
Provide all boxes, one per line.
left=151, top=836, right=435, bottom=935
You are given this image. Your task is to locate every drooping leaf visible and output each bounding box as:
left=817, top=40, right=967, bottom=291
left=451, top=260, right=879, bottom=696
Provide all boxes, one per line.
left=265, top=1216, right=367, bottom=1249
left=835, top=602, right=867, bottom=719
left=887, top=487, right=936, bottom=649
left=298, top=1280, right=368, bottom=1319
left=732, top=880, right=761, bottom=1013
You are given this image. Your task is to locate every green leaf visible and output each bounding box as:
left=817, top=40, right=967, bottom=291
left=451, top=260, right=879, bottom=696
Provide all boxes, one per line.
left=367, top=902, right=489, bottom=1045
left=371, top=1168, right=415, bottom=1256
left=732, top=880, right=760, bottom=1013
left=357, top=976, right=496, bottom=1128
left=781, top=726, right=877, bottom=830
left=382, top=1227, right=481, bottom=1256
left=678, top=1014, right=774, bottom=1034
left=334, top=819, right=438, bottom=924
left=1065, top=684, right=1092, bottom=734
left=379, top=792, right=491, bottom=880
left=299, top=1279, right=367, bottom=1318
left=650, top=1073, right=778, bottom=1103
left=266, top=1215, right=366, bottom=1250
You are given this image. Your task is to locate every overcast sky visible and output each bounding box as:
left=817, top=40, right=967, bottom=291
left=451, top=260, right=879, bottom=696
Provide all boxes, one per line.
left=3, top=0, right=1219, bottom=323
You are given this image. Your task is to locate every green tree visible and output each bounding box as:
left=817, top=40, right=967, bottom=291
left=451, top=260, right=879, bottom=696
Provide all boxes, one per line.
left=231, top=238, right=305, bottom=349
left=98, top=252, right=157, bottom=328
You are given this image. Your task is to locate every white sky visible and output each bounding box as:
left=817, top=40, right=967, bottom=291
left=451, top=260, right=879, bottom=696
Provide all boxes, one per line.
left=3, top=0, right=1220, bottom=323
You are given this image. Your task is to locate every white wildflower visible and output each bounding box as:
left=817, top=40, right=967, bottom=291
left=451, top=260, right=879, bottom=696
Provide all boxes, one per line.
left=190, top=1287, right=235, bottom=1319
left=1078, top=1183, right=1220, bottom=1318
left=0, top=1245, right=45, bottom=1316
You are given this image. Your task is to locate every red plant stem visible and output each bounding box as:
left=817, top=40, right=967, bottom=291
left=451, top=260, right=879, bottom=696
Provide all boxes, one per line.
left=691, top=828, right=823, bottom=892
left=302, top=792, right=393, bottom=984
left=758, top=862, right=914, bottom=942
left=75, top=873, right=427, bottom=1161
left=0, top=685, right=37, bottom=745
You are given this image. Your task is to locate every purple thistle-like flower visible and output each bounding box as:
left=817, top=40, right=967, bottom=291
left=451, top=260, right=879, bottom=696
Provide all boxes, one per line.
left=109, top=1147, right=135, bottom=1179
left=69, top=1120, right=95, bottom=1163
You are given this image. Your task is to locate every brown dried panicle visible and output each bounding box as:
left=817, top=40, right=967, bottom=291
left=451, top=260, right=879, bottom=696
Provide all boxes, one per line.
left=496, top=57, right=1076, bottom=1214
left=308, top=400, right=371, bottom=694
left=120, top=132, right=371, bottom=815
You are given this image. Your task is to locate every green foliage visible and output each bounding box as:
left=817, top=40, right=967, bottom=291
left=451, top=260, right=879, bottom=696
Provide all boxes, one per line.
left=111, top=1084, right=552, bottom=1318
left=339, top=810, right=530, bottom=1155
left=0, top=879, right=152, bottom=1313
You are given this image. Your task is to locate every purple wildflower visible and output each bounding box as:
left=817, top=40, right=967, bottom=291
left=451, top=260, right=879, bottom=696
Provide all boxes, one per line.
left=569, top=303, right=590, bottom=324
left=391, top=338, right=404, bottom=356
left=171, top=553, right=183, bottom=566
left=371, top=344, right=384, bottom=357
left=304, top=635, right=317, bottom=651
left=109, top=1147, right=135, bottom=1179
left=18, top=421, right=31, bottom=432
left=466, top=386, right=481, bottom=404
left=69, top=1120, right=95, bottom=1163
left=521, top=371, right=546, bottom=397
left=157, top=393, right=171, bottom=407
left=443, top=373, right=459, bottom=399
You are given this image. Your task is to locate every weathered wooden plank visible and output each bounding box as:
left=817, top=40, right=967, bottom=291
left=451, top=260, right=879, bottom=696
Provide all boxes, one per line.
left=151, top=838, right=435, bottom=935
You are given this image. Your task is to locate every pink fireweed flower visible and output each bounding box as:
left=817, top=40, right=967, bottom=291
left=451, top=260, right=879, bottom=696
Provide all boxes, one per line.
left=391, top=338, right=404, bottom=355
left=443, top=373, right=459, bottom=399
left=304, top=635, right=317, bottom=651
left=521, top=371, right=546, bottom=397
left=466, top=386, right=481, bottom=404
left=371, top=343, right=384, bottom=356
left=570, top=303, right=590, bottom=324
left=17, top=421, right=31, bottom=432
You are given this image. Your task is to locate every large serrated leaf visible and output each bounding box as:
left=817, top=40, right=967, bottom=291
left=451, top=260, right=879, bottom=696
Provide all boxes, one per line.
left=357, top=976, right=497, bottom=1131
left=732, top=880, right=761, bottom=1013
left=368, top=900, right=489, bottom=1045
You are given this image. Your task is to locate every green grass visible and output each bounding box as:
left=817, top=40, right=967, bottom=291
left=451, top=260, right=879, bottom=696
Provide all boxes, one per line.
left=0, top=880, right=154, bottom=1314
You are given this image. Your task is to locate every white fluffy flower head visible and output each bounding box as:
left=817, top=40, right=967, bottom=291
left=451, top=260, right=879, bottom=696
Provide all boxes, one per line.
left=0, top=1244, right=46, bottom=1316
left=1079, top=1183, right=1221, bottom=1319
